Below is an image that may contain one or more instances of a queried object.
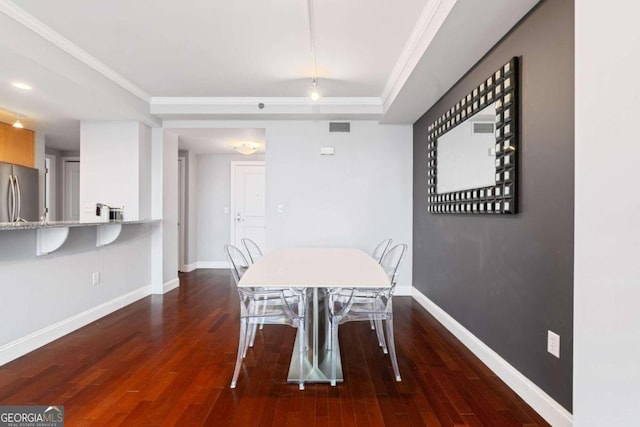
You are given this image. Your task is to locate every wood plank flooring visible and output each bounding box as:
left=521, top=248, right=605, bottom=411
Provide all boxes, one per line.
left=0, top=269, right=549, bottom=426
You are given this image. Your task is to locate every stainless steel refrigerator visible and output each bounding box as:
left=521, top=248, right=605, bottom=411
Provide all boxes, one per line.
left=0, top=161, right=39, bottom=222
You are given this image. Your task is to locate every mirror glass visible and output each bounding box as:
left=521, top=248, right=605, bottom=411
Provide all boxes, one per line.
left=436, top=103, right=496, bottom=193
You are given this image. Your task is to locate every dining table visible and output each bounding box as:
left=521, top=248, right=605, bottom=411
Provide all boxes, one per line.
left=238, top=247, right=390, bottom=384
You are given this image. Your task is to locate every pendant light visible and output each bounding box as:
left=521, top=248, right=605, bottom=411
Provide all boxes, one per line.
left=13, top=114, right=23, bottom=129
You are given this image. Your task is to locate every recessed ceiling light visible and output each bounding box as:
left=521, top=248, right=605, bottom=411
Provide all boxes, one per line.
left=12, top=82, right=32, bottom=91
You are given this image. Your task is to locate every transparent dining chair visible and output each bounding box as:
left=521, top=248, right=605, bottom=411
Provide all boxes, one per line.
left=327, top=243, right=407, bottom=386
left=224, top=244, right=307, bottom=390
left=366, top=238, right=392, bottom=338
left=371, top=238, right=392, bottom=264
left=241, top=238, right=264, bottom=264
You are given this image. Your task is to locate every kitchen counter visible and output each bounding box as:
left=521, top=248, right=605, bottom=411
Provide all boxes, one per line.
left=0, top=219, right=158, bottom=231
left=0, top=219, right=160, bottom=255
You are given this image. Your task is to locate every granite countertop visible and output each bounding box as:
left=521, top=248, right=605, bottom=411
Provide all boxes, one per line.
left=0, top=219, right=159, bottom=231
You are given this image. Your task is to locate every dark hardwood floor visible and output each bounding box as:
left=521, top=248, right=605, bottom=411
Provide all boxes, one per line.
left=0, top=269, right=549, bottom=426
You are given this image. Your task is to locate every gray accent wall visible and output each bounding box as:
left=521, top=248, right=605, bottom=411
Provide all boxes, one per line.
left=412, top=0, right=574, bottom=411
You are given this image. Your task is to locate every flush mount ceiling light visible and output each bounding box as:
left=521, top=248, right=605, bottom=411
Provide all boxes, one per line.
left=233, top=142, right=259, bottom=155
left=307, top=0, right=320, bottom=101
left=13, top=114, right=23, bottom=129
left=11, top=82, right=32, bottom=91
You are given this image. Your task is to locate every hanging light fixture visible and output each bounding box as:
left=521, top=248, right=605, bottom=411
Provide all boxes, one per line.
left=307, top=0, right=320, bottom=101
left=233, top=142, right=259, bottom=155
left=13, top=114, right=23, bottom=129
left=310, top=79, right=320, bottom=101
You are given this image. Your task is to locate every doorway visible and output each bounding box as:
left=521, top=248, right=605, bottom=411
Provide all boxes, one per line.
left=230, top=161, right=266, bottom=250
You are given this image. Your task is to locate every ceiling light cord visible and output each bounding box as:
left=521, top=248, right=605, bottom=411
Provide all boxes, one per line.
left=307, top=0, right=320, bottom=100
left=307, top=0, right=317, bottom=82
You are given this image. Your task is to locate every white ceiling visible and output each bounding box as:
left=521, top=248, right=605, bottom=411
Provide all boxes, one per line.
left=0, top=0, right=540, bottom=151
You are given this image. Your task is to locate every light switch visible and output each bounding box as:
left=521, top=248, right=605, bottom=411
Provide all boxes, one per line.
left=320, top=147, right=335, bottom=155
left=277, top=204, right=284, bottom=214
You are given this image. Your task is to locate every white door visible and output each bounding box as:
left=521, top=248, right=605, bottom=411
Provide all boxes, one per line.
left=231, top=162, right=266, bottom=250
left=63, top=160, right=80, bottom=221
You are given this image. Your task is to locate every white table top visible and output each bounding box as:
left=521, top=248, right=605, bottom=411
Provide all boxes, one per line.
left=238, top=248, right=390, bottom=288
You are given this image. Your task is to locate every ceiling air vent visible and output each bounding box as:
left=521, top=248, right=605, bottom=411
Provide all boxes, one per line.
left=472, top=122, right=494, bottom=134
left=329, top=122, right=350, bottom=133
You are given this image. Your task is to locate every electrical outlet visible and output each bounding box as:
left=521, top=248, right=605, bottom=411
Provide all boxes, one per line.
left=547, top=330, right=560, bottom=358
left=223, top=206, right=230, bottom=214
left=277, top=204, right=284, bottom=214
left=84, top=203, right=94, bottom=213
left=92, top=272, right=101, bottom=286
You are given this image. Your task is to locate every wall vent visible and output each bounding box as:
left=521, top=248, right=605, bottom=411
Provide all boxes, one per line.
left=472, top=122, right=494, bottom=134
left=329, top=122, right=350, bottom=133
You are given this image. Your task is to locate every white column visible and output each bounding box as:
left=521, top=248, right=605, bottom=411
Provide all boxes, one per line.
left=574, top=1, right=640, bottom=425
left=150, top=129, right=179, bottom=294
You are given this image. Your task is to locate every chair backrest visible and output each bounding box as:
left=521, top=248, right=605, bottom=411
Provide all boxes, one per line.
left=380, top=243, right=407, bottom=286
left=224, top=244, right=249, bottom=284
left=241, top=238, right=263, bottom=264
left=371, top=238, right=392, bottom=264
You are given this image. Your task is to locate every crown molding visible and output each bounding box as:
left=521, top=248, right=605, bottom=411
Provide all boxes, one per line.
left=150, top=97, right=384, bottom=120
left=0, top=0, right=151, bottom=102
left=150, top=97, right=382, bottom=106
left=380, top=0, right=457, bottom=111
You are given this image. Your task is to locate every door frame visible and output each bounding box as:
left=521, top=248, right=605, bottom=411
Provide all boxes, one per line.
left=230, top=161, right=266, bottom=247
left=61, top=156, right=80, bottom=221
left=44, top=154, right=56, bottom=222
left=178, top=156, right=186, bottom=272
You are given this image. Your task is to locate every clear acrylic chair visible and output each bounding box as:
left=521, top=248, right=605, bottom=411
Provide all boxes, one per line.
left=241, top=238, right=264, bottom=264
left=328, top=243, right=407, bottom=386
left=225, top=244, right=307, bottom=390
left=366, top=238, right=392, bottom=335
left=371, top=238, right=392, bottom=264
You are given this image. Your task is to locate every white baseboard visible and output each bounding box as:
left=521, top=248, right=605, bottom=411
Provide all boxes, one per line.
left=0, top=285, right=151, bottom=367
left=181, top=263, right=198, bottom=273
left=163, top=277, right=180, bottom=293
left=196, top=261, right=228, bottom=269
left=411, top=287, right=573, bottom=427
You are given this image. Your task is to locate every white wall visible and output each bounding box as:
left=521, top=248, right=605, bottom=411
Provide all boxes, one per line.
left=265, top=121, right=413, bottom=291
left=196, top=153, right=265, bottom=265
left=574, top=2, right=640, bottom=425
left=138, top=124, right=152, bottom=220
left=80, top=121, right=152, bottom=222
left=0, top=224, right=152, bottom=364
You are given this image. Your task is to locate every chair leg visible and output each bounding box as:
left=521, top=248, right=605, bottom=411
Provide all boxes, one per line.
left=249, top=322, right=258, bottom=348
left=385, top=315, right=401, bottom=382
left=375, top=318, right=388, bottom=353
left=369, top=315, right=375, bottom=330
left=298, top=320, right=305, bottom=391
left=330, top=318, right=339, bottom=386
left=259, top=295, right=267, bottom=330
left=242, top=320, right=253, bottom=358
left=231, top=318, right=248, bottom=388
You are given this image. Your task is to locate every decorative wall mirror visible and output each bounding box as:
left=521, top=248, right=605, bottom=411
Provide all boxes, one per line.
left=426, top=57, right=519, bottom=214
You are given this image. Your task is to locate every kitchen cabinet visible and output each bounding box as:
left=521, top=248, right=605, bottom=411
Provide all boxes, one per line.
left=0, top=121, right=35, bottom=167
